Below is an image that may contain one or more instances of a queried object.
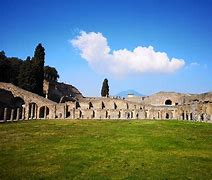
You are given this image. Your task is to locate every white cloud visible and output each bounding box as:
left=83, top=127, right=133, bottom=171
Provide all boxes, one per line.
left=71, top=31, right=185, bottom=77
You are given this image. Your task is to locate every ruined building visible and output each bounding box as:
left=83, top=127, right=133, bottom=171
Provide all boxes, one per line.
left=0, top=81, right=212, bottom=122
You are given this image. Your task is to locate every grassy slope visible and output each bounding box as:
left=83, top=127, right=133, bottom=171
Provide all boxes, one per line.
left=0, top=120, right=211, bottom=180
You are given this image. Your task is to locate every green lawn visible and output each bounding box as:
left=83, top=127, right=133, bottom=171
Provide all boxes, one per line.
left=0, top=119, right=211, bottom=180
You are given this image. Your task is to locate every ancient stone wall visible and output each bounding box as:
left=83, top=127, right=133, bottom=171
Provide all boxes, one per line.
left=0, top=82, right=211, bottom=123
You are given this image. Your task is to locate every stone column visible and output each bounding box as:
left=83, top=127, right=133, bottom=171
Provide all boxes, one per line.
left=73, top=108, right=75, bottom=119
left=22, top=107, right=25, bottom=120
left=64, top=105, right=66, bottom=119
left=4, top=108, right=7, bottom=122
left=10, top=109, right=14, bottom=121
left=35, top=105, right=37, bottom=119
left=30, top=104, right=33, bottom=119
left=16, top=108, right=20, bottom=121
left=44, top=106, right=47, bottom=119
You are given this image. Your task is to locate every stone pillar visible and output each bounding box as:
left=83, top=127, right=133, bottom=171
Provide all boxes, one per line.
left=22, top=107, right=25, bottom=120
left=10, top=109, right=14, bottom=121
left=33, top=104, right=35, bottom=119
left=44, top=106, right=47, bottom=119
left=4, top=108, right=7, bottom=122
left=16, top=108, right=20, bottom=121
left=64, top=105, right=66, bottom=119
left=30, top=104, right=33, bottom=119
left=73, top=108, right=75, bottom=119
left=35, top=105, right=37, bottom=119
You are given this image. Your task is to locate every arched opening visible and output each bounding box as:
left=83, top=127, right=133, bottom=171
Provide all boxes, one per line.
left=13, top=109, right=17, bottom=120
left=65, top=105, right=70, bottom=118
left=114, top=103, right=117, bottom=109
left=186, top=113, right=189, bottom=120
left=92, top=111, right=95, bottom=118
left=118, top=111, right=121, bottom=118
left=29, top=103, right=37, bottom=119
left=0, top=108, right=4, bottom=120
left=76, top=101, right=80, bottom=109
left=190, top=113, right=193, bottom=120
left=166, top=113, right=169, bottom=119
left=13, top=97, right=25, bottom=107
left=89, top=102, right=93, bottom=109
left=6, top=108, right=11, bottom=120
left=106, top=111, right=108, bottom=118
left=136, top=113, right=139, bottom=119
left=165, top=99, right=172, bottom=105
left=39, top=106, right=49, bottom=119
left=200, top=114, right=204, bottom=121
left=182, top=113, right=185, bottom=120
left=127, top=112, right=130, bottom=119
left=102, top=102, right=105, bottom=109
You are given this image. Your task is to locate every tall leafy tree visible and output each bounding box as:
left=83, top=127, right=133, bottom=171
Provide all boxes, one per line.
left=44, top=66, right=59, bottom=81
left=18, top=57, right=37, bottom=93
left=101, top=78, right=109, bottom=97
left=0, top=51, right=22, bottom=84
left=32, top=43, right=45, bottom=96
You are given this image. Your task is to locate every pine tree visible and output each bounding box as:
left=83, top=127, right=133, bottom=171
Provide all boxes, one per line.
left=101, top=78, right=109, bottom=97
left=32, top=43, right=45, bottom=96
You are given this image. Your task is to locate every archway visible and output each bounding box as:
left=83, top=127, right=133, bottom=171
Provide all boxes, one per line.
left=89, top=102, right=93, bottom=109
left=182, top=113, right=185, bottom=120
left=118, top=111, right=121, bottom=118
left=76, top=101, right=80, bottom=109
left=0, top=108, right=4, bottom=120
left=29, top=103, right=37, bottom=119
left=190, top=113, right=193, bottom=120
left=13, top=97, right=25, bottom=107
left=102, top=102, right=105, bottom=109
left=114, top=103, right=117, bottom=109
left=166, top=113, right=169, bottom=119
left=165, top=99, right=172, bottom=105
left=92, top=110, right=95, bottom=118
left=39, top=106, right=49, bottom=119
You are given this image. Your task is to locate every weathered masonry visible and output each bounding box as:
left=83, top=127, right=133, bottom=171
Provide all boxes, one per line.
left=0, top=82, right=212, bottom=123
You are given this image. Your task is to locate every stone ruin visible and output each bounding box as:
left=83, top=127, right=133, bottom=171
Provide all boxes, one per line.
left=0, top=81, right=211, bottom=123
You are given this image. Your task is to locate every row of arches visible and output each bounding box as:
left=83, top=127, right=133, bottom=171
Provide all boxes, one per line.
left=28, top=103, right=50, bottom=119
left=181, top=112, right=206, bottom=121
left=67, top=109, right=141, bottom=119
left=76, top=101, right=143, bottom=110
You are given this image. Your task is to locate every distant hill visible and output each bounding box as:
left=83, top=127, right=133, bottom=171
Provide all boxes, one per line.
left=115, top=90, right=144, bottom=97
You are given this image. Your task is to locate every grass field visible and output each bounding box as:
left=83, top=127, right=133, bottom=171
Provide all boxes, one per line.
left=0, top=119, right=211, bottom=179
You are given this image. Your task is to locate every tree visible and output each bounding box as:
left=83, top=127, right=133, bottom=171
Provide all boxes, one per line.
left=101, top=78, right=109, bottom=97
left=0, top=51, right=23, bottom=84
left=18, top=57, right=37, bottom=93
left=44, top=66, right=59, bottom=81
left=32, top=43, right=45, bottom=96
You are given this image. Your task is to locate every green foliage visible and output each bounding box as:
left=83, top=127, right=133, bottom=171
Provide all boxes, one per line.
left=101, top=78, right=109, bottom=97
left=17, top=58, right=37, bottom=93
left=31, top=43, right=45, bottom=96
left=0, top=120, right=211, bottom=179
left=0, top=51, right=23, bottom=85
left=44, top=65, right=59, bottom=81
left=0, top=45, right=59, bottom=96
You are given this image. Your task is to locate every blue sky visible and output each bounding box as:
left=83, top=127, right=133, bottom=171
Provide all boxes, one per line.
left=1, top=0, right=212, bottom=96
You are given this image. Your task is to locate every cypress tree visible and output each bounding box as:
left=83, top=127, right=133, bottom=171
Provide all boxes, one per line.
left=32, top=43, right=45, bottom=96
left=101, top=78, right=109, bottom=97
